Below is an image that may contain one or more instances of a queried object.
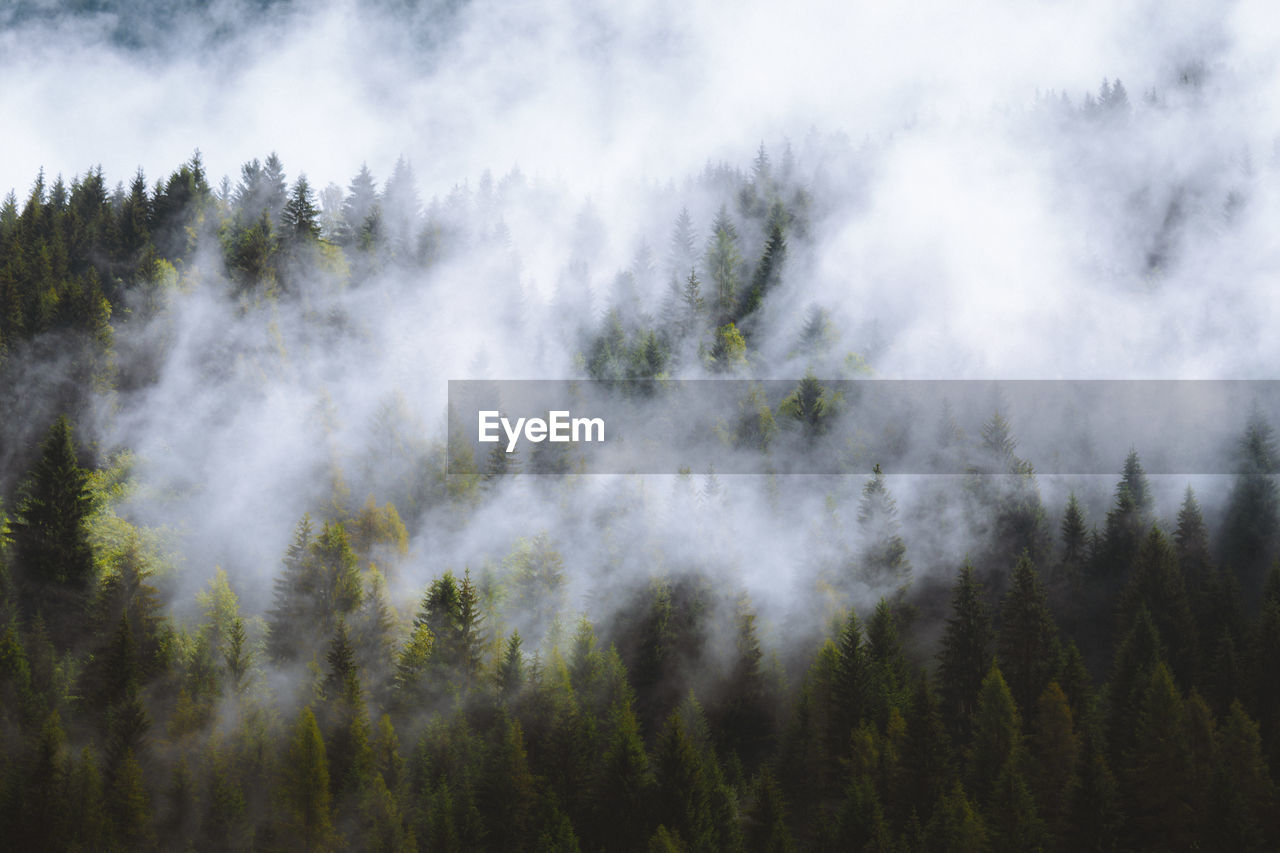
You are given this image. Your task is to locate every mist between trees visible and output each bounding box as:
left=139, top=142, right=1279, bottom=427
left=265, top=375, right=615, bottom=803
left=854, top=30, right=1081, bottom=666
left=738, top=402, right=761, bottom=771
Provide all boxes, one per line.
left=2, top=68, right=1280, bottom=849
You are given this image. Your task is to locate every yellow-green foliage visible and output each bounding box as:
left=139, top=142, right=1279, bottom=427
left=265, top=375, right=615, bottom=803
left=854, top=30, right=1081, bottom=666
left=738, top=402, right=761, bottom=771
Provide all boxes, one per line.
left=85, top=451, right=178, bottom=582
left=349, top=496, right=409, bottom=563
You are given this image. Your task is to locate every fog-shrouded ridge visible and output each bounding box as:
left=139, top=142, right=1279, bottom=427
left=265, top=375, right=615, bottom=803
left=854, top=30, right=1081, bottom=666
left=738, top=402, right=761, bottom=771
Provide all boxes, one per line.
left=3, top=1, right=1280, bottom=850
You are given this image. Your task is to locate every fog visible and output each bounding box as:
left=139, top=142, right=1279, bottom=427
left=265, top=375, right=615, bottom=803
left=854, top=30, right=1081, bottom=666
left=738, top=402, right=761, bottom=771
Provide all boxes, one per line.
left=4, top=0, right=1280, bottom=649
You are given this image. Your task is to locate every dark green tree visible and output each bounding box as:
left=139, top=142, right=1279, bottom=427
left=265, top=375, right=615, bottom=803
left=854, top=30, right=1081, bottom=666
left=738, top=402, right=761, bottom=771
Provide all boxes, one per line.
left=10, top=416, right=95, bottom=635
left=996, top=554, right=1060, bottom=718
left=282, top=174, right=322, bottom=243
left=280, top=707, right=334, bottom=852
left=1219, top=414, right=1279, bottom=598
left=937, top=562, right=994, bottom=744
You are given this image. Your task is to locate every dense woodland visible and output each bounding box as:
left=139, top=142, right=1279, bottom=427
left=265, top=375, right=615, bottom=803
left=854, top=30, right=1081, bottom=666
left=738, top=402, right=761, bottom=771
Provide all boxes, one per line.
left=3, top=78, right=1280, bottom=852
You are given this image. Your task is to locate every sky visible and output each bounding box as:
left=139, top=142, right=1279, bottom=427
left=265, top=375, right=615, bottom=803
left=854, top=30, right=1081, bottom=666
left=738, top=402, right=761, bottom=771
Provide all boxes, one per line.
left=3, top=0, right=1271, bottom=203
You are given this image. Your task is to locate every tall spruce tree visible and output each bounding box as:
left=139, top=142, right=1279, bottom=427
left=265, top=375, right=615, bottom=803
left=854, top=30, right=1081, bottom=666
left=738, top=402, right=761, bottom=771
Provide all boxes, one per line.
left=857, top=464, right=911, bottom=590
left=10, top=416, right=95, bottom=641
left=937, top=562, right=994, bottom=744
left=997, top=555, right=1060, bottom=718
left=1219, top=414, right=1279, bottom=599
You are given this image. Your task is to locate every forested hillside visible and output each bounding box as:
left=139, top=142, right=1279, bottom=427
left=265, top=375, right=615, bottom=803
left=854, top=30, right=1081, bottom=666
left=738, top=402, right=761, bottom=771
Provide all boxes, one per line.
left=3, top=73, right=1280, bottom=851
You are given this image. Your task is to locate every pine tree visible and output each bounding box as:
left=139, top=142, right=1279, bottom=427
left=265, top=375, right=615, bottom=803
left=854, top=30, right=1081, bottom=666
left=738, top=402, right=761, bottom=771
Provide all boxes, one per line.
left=705, top=205, right=743, bottom=324
left=481, top=717, right=537, bottom=852
left=1124, top=663, right=1195, bottom=851
left=987, top=761, right=1045, bottom=853
left=923, top=781, right=988, bottom=853
left=15, top=712, right=69, bottom=850
left=341, top=163, right=379, bottom=246
left=262, top=152, right=289, bottom=223
left=996, top=554, right=1060, bottom=718
left=778, top=372, right=831, bottom=439
left=1175, top=485, right=1212, bottom=583
left=498, top=631, right=525, bottom=700
left=865, top=598, right=907, bottom=727
left=667, top=207, right=698, bottom=281
left=268, top=515, right=316, bottom=662
left=743, top=768, right=795, bottom=853
left=857, top=464, right=911, bottom=589
left=1119, top=526, right=1198, bottom=687
left=1064, top=716, right=1121, bottom=853
left=382, top=156, right=421, bottom=262
left=937, top=562, right=994, bottom=744
left=1210, top=701, right=1279, bottom=852
left=969, top=666, right=1022, bottom=804
left=1058, top=493, right=1088, bottom=580
left=280, top=707, right=334, bottom=852
left=596, top=702, right=655, bottom=851
left=739, top=209, right=786, bottom=319
left=89, top=534, right=169, bottom=702
left=835, top=606, right=869, bottom=737
left=107, top=748, right=153, bottom=848
left=894, top=679, right=952, bottom=827
left=1029, top=681, right=1078, bottom=842
left=1096, top=450, right=1153, bottom=580
left=1219, top=414, right=1279, bottom=598
left=455, top=568, right=485, bottom=689
left=716, top=601, right=774, bottom=768
left=679, top=268, right=705, bottom=336
left=10, top=416, right=95, bottom=633
left=67, top=747, right=107, bottom=851
left=282, top=175, right=322, bottom=243
left=653, top=712, right=714, bottom=851
left=1108, top=607, right=1165, bottom=764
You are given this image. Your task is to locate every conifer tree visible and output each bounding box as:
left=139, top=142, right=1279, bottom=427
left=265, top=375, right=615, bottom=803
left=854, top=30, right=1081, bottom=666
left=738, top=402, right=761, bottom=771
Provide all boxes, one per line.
left=923, top=781, right=987, bottom=853
left=341, top=163, right=379, bottom=245
left=1124, top=663, right=1195, bottom=851
left=705, top=205, right=743, bottom=324
left=857, top=464, right=911, bottom=589
left=969, top=666, right=1022, bottom=804
left=778, top=372, right=831, bottom=440
left=1058, top=493, right=1088, bottom=580
left=1210, top=701, right=1279, bottom=852
left=1174, top=485, right=1212, bottom=582
left=997, top=554, right=1060, bottom=717
left=653, top=712, right=714, bottom=852
left=1119, top=527, right=1198, bottom=686
left=739, top=209, right=786, bottom=319
left=1096, top=450, right=1153, bottom=580
left=743, top=768, right=795, bottom=853
left=10, top=416, right=95, bottom=632
left=498, top=631, right=524, bottom=700
left=865, top=598, right=907, bottom=726
left=937, top=562, right=994, bottom=744
left=1219, top=414, right=1279, bottom=597
left=268, top=515, right=316, bottom=662
left=835, top=606, right=869, bottom=738
left=282, top=175, right=322, bottom=243
left=894, top=679, right=952, bottom=828
left=1029, top=681, right=1078, bottom=842
left=1108, top=606, right=1165, bottom=763
left=108, top=749, right=153, bottom=849
left=596, top=701, right=655, bottom=851
left=1064, top=715, right=1121, bottom=853
left=281, top=707, right=334, bottom=853
left=678, top=268, right=705, bottom=337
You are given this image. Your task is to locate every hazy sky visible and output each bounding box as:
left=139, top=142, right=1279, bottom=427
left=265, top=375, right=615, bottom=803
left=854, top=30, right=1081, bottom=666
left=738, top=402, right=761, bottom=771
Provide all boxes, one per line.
left=5, top=0, right=1270, bottom=201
